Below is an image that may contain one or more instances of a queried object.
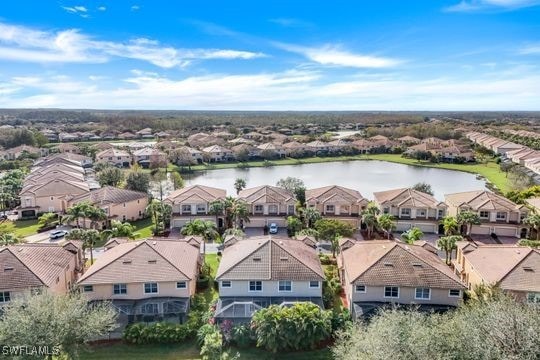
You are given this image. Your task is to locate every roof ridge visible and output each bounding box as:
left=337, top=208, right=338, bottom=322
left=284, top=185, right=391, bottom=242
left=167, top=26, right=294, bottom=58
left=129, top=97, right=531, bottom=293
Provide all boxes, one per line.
left=350, top=242, right=398, bottom=283
left=497, top=248, right=535, bottom=284
left=216, top=239, right=270, bottom=280
left=272, top=239, right=324, bottom=280
left=143, top=241, right=193, bottom=280
left=3, top=248, right=46, bottom=287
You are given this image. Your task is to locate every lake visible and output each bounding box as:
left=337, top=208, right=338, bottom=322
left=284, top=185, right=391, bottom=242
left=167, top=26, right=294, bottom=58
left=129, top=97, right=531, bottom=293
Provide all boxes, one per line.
left=184, top=160, right=488, bottom=201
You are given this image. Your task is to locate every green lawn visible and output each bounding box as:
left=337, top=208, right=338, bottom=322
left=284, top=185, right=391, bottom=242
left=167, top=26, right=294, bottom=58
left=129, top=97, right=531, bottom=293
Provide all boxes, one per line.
left=81, top=341, right=332, bottom=360
left=129, top=218, right=154, bottom=239
left=12, top=219, right=41, bottom=237
left=205, top=253, right=220, bottom=278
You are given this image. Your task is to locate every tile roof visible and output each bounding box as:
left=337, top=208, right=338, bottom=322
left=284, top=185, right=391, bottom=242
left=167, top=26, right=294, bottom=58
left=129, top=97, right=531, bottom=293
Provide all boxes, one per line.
left=444, top=190, right=523, bottom=211
left=238, top=185, right=295, bottom=204
left=306, top=185, right=367, bottom=205
left=216, top=236, right=324, bottom=281
left=374, top=188, right=446, bottom=208
left=165, top=185, right=226, bottom=204
left=69, top=186, right=147, bottom=207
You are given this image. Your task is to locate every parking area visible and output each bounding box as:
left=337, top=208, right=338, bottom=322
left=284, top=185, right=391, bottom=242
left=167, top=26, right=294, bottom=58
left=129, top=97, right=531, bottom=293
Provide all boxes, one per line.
left=469, top=235, right=519, bottom=245
left=244, top=227, right=288, bottom=237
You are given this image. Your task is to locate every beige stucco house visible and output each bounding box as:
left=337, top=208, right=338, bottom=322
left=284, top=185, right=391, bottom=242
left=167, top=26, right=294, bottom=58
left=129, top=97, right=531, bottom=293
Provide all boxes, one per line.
left=237, top=185, right=296, bottom=228
left=132, top=147, right=168, bottom=168
left=202, top=145, right=234, bottom=162
left=95, top=148, right=132, bottom=167
left=445, top=190, right=528, bottom=237
left=373, top=188, right=447, bottom=234
left=339, top=240, right=465, bottom=319
left=453, top=243, right=539, bottom=303
left=78, top=238, right=201, bottom=324
left=306, top=185, right=369, bottom=227
left=165, top=185, right=227, bottom=228
left=214, top=236, right=324, bottom=322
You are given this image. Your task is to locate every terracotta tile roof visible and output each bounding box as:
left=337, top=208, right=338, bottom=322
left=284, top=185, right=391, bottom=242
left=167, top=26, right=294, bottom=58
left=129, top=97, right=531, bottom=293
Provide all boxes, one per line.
left=165, top=185, right=226, bottom=204
left=257, top=143, right=282, bottom=151
left=374, top=188, right=446, bottom=208
left=216, top=236, right=324, bottom=281
left=525, top=197, right=540, bottom=211
left=238, top=185, right=295, bottom=204
left=78, top=239, right=200, bottom=285
left=444, top=190, right=523, bottom=211
left=306, top=185, right=367, bottom=205
left=0, top=244, right=77, bottom=290
left=96, top=148, right=131, bottom=158
left=69, top=186, right=147, bottom=207
left=202, top=145, right=232, bottom=153
left=341, top=241, right=464, bottom=289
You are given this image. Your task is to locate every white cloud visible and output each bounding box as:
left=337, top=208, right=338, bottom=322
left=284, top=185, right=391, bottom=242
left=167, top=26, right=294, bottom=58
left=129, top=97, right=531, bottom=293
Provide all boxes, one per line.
left=519, top=43, right=540, bottom=54
left=444, top=0, right=540, bottom=12
left=97, top=6, right=106, bottom=11
left=0, top=22, right=266, bottom=67
left=275, top=43, right=401, bottom=68
left=61, top=5, right=89, bottom=17
left=131, top=5, right=140, bottom=11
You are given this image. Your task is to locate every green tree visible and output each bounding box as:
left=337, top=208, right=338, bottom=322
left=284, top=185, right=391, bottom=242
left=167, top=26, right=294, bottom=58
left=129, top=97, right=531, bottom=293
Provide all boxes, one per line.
left=412, top=182, right=434, bottom=196
left=208, top=200, right=225, bottom=229
left=0, top=221, right=16, bottom=236
left=378, top=214, right=396, bottom=239
left=441, top=216, right=459, bottom=236
left=276, top=177, right=305, bottom=194
left=234, top=178, right=247, bottom=195
left=0, top=233, right=20, bottom=246
left=171, top=172, right=185, bottom=190
left=97, top=167, right=124, bottom=187
left=66, top=228, right=101, bottom=264
left=315, top=219, right=354, bottom=256
left=523, top=213, right=540, bottom=241
left=303, top=207, right=322, bottom=228
left=286, top=216, right=303, bottom=236
left=437, top=235, right=461, bottom=265
left=101, top=220, right=138, bottom=240
left=457, top=210, right=481, bottom=236
left=125, top=171, right=151, bottom=193
left=401, top=227, right=424, bottom=244
left=38, top=212, right=58, bottom=229
left=181, top=219, right=219, bottom=261
left=0, top=292, right=117, bottom=359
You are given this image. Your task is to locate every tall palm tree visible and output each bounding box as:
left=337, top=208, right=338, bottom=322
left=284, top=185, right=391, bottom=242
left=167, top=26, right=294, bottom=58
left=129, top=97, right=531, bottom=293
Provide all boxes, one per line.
left=378, top=214, right=396, bottom=239
left=38, top=212, right=57, bottom=229
left=87, top=207, right=107, bottom=230
left=523, top=213, right=540, bottom=240
left=303, top=207, right=322, bottom=228
left=231, top=200, right=250, bottom=229
left=441, top=216, right=459, bottom=236
left=208, top=200, right=225, bottom=229
left=365, top=202, right=381, bottom=216
left=362, top=213, right=378, bottom=239
left=66, top=228, right=101, bottom=265
left=401, top=227, right=424, bottom=244
left=437, top=235, right=462, bottom=265
left=234, top=178, right=247, bottom=195
left=63, top=202, right=88, bottom=228
left=457, top=210, right=481, bottom=237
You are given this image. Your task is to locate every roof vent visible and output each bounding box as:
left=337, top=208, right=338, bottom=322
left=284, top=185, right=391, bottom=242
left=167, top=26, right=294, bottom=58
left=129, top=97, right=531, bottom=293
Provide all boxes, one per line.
left=412, top=263, right=423, bottom=268
left=253, top=257, right=261, bottom=262
left=279, top=241, right=283, bottom=245
left=523, top=267, right=534, bottom=272
left=148, top=260, right=157, bottom=264
left=280, top=257, right=289, bottom=261
left=4, top=266, right=14, bottom=272
left=152, top=241, right=157, bottom=245
left=122, top=259, right=132, bottom=264
left=383, top=262, right=394, bottom=267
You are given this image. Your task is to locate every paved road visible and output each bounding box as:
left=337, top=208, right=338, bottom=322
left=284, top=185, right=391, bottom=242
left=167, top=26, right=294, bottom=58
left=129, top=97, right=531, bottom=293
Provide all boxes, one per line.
left=25, top=225, right=72, bottom=243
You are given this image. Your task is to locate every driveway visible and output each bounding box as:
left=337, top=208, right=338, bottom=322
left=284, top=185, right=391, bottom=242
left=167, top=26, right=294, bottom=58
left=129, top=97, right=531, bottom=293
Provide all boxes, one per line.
left=24, top=225, right=72, bottom=243
left=244, top=227, right=288, bottom=237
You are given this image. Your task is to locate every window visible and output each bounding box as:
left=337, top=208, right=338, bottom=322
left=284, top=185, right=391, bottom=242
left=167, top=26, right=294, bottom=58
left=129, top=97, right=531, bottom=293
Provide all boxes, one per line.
left=449, top=289, right=461, bottom=297
left=221, top=281, right=231, bottom=288
left=384, top=286, right=399, bottom=298
left=496, top=212, right=507, bottom=220
left=144, top=283, right=158, bottom=294
left=123, top=203, right=126, bottom=208
left=181, top=205, right=192, bottom=214
left=309, top=281, right=320, bottom=288
left=383, top=207, right=390, bottom=214
left=196, top=204, right=206, bottom=214
left=249, top=281, right=262, bottom=292
left=417, top=209, right=426, bottom=217
left=268, top=205, right=278, bottom=214
left=278, top=281, right=292, bottom=292
left=287, top=205, right=295, bottom=215
left=438, top=209, right=444, bottom=217
left=355, top=284, right=366, bottom=293
left=325, top=204, right=335, bottom=213
left=176, top=281, right=187, bottom=289
left=254, top=205, right=264, bottom=214
left=82, top=285, right=93, bottom=292
left=113, top=283, right=127, bottom=295
left=0, top=291, right=11, bottom=303
left=415, top=288, right=431, bottom=300
left=401, top=208, right=411, bottom=216
left=479, top=211, right=489, bottom=219
left=141, top=303, right=159, bottom=314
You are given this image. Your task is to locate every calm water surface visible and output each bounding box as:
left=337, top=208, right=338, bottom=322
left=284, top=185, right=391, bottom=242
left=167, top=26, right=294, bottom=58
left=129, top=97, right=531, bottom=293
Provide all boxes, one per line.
left=185, top=160, right=487, bottom=201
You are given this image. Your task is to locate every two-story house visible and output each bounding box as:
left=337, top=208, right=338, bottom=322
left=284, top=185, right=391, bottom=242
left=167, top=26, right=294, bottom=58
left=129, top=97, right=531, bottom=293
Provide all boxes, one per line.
left=339, top=240, right=465, bottom=319
left=237, top=185, right=296, bottom=228
left=95, top=148, right=132, bottom=168
left=202, top=145, right=234, bottom=162
left=306, top=185, right=369, bottom=227
left=78, top=238, right=201, bottom=325
left=132, top=147, right=168, bottom=168
left=214, top=236, right=324, bottom=323
left=453, top=243, right=539, bottom=303
left=445, top=190, right=528, bottom=238
left=373, top=188, right=448, bottom=234
left=164, top=185, right=227, bottom=228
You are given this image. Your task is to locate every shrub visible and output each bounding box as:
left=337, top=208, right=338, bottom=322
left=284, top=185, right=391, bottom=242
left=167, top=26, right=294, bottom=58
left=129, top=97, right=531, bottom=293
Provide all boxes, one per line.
left=231, top=324, right=256, bottom=348
left=123, top=322, right=190, bottom=344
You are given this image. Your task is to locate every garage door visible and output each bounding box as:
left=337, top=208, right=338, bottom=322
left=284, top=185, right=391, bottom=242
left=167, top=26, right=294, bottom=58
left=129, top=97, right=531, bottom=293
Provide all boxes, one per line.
left=246, top=218, right=267, bottom=228
left=493, top=227, right=517, bottom=237
left=415, top=223, right=437, bottom=234
left=267, top=218, right=287, bottom=227
left=172, top=219, right=189, bottom=228
left=396, top=222, right=411, bottom=232
left=471, top=225, right=491, bottom=235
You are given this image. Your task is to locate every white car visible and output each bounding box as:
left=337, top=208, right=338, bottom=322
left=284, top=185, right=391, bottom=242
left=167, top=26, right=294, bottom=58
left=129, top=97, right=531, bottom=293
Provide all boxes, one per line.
left=269, top=223, right=279, bottom=234
left=49, top=230, right=68, bottom=240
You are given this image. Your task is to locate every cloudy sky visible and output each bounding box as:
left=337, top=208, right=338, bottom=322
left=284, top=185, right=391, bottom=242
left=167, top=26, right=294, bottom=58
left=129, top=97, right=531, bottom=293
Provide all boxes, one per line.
left=0, top=0, right=539, bottom=110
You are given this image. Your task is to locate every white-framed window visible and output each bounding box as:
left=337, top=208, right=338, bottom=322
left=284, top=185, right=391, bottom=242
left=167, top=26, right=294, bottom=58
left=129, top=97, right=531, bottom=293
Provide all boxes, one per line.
left=449, top=289, right=461, bottom=297
left=196, top=204, right=206, bottom=214
left=415, top=288, right=431, bottom=300
left=176, top=281, right=187, bottom=289
left=325, top=204, right=335, bottom=213
left=181, top=205, right=191, bottom=214
left=141, top=303, right=159, bottom=314
left=82, top=285, right=93, bottom=292
left=384, top=286, right=399, bottom=298
left=438, top=209, right=444, bottom=217
left=113, top=283, right=127, bottom=295
left=479, top=211, right=489, bottom=219
left=526, top=292, right=540, bottom=303
left=401, top=208, right=411, bottom=216
left=383, top=207, right=390, bottom=214
left=309, top=281, right=320, bottom=288
left=278, top=281, right=292, bottom=292
left=221, top=281, right=231, bottom=288
left=144, top=282, right=158, bottom=294
left=268, top=204, right=278, bottom=214
left=496, top=212, right=507, bottom=220
left=355, top=284, right=366, bottom=293
left=0, top=291, right=11, bottom=303
left=287, top=205, right=295, bottom=215
left=254, top=205, right=264, bottom=214
left=249, top=281, right=262, bottom=292
left=417, top=209, right=426, bottom=217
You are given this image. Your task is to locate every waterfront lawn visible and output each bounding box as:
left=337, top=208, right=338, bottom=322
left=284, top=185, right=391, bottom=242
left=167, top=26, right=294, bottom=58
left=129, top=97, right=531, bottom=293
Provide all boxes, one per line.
left=12, top=219, right=41, bottom=237
left=129, top=218, right=154, bottom=238
left=81, top=342, right=332, bottom=360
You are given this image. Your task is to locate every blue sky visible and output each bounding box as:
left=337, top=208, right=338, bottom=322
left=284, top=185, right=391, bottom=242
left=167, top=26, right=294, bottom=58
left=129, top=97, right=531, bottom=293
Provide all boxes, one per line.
left=0, top=0, right=539, bottom=110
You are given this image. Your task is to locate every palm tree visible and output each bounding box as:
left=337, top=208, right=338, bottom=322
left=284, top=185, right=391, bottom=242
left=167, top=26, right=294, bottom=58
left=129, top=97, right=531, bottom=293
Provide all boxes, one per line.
left=38, top=212, right=57, bottom=229
left=362, top=212, right=378, bottom=239
left=401, top=227, right=424, bottom=244
left=378, top=214, right=396, bottom=239
left=66, top=228, right=101, bottom=264
left=234, top=178, right=247, bottom=195
left=437, top=235, right=462, bottom=265
left=457, top=210, right=481, bottom=237
left=63, top=202, right=89, bottom=228
left=208, top=200, right=225, bottom=229
left=231, top=200, right=250, bottom=229
left=0, top=233, right=20, bottom=246
left=181, top=219, right=219, bottom=262
left=441, top=216, right=459, bottom=236
left=101, top=220, right=138, bottom=240
left=303, top=207, right=322, bottom=228
left=365, top=202, right=381, bottom=216
left=87, top=207, right=107, bottom=230
left=145, top=199, right=169, bottom=235
left=523, top=213, right=540, bottom=240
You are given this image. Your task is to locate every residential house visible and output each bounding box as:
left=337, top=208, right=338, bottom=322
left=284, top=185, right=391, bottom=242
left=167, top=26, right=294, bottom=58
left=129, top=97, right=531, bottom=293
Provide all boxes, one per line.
left=68, top=186, right=148, bottom=227
left=132, top=147, right=167, bottom=168
left=92, top=142, right=115, bottom=152
left=256, top=143, right=286, bottom=158
left=78, top=238, right=201, bottom=324
left=202, top=145, right=234, bottom=162
left=305, top=185, right=369, bottom=227
left=117, top=132, right=137, bottom=140
left=282, top=141, right=309, bottom=157
left=164, top=185, right=227, bottom=228
left=237, top=185, right=296, bottom=227
left=95, top=148, right=132, bottom=167
left=397, top=136, right=421, bottom=145
left=214, top=236, right=324, bottom=322
left=53, top=143, right=80, bottom=154
left=0, top=145, right=48, bottom=160
left=351, top=139, right=378, bottom=154
left=231, top=144, right=259, bottom=160
left=445, top=190, right=528, bottom=237
left=136, top=128, right=154, bottom=139
left=0, top=242, right=83, bottom=304
left=453, top=243, right=539, bottom=303
left=373, top=188, right=448, bottom=234
left=306, top=140, right=330, bottom=154
left=339, top=241, right=465, bottom=319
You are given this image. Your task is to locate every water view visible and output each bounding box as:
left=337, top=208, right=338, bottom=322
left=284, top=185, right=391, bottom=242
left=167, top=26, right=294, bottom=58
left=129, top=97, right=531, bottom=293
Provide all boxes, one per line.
left=185, top=160, right=488, bottom=200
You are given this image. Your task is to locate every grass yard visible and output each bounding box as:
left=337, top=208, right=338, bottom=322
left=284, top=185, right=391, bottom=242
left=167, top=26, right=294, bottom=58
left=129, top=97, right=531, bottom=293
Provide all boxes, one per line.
left=81, top=341, right=332, bottom=360
left=12, top=219, right=41, bottom=237
left=129, top=218, right=154, bottom=239
left=205, top=253, right=220, bottom=277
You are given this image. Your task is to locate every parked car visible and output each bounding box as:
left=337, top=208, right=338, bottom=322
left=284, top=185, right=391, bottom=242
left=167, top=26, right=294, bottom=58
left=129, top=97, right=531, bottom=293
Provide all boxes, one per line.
left=49, top=230, right=68, bottom=240
left=316, top=242, right=332, bottom=254
left=268, top=223, right=278, bottom=234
